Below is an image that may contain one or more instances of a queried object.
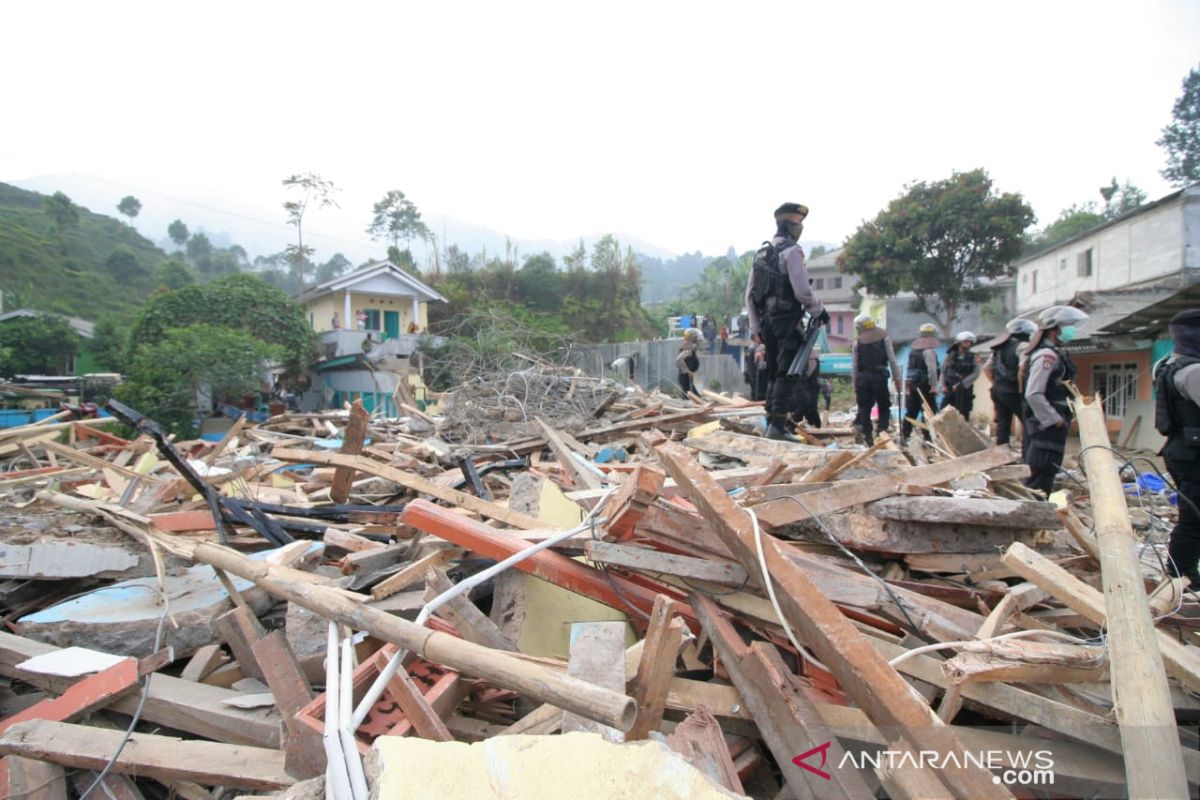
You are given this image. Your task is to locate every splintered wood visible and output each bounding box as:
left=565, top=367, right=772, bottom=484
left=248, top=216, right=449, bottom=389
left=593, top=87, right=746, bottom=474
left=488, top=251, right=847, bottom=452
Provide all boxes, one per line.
left=0, top=388, right=1192, bottom=799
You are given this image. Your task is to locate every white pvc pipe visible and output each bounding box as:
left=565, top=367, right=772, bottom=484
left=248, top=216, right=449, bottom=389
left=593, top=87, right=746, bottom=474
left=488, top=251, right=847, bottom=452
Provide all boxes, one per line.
left=323, top=623, right=354, bottom=800
left=340, top=632, right=370, bottom=800
left=350, top=489, right=617, bottom=729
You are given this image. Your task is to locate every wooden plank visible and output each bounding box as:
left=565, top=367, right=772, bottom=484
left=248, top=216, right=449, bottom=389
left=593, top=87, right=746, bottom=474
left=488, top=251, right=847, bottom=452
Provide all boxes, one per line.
left=201, top=415, right=246, bottom=466
left=272, top=447, right=543, bottom=529
left=663, top=706, right=745, bottom=796
left=0, top=720, right=292, bottom=791
left=371, top=547, right=461, bottom=601
left=535, top=417, right=603, bottom=490
left=0, top=658, right=139, bottom=736
left=693, top=593, right=872, bottom=800
left=250, top=631, right=324, bottom=779
left=330, top=399, right=369, bottom=504
left=385, top=666, right=455, bottom=742
left=323, top=528, right=386, bottom=554
left=577, top=404, right=714, bottom=441
left=584, top=540, right=748, bottom=588
left=38, top=440, right=144, bottom=482
left=424, top=568, right=517, bottom=652
left=865, top=496, right=1060, bottom=530
left=7, top=756, right=67, bottom=800
left=654, top=442, right=1011, bottom=800
left=562, top=621, right=626, bottom=741
left=340, top=543, right=407, bottom=575
left=213, top=606, right=267, bottom=682
left=626, top=595, right=684, bottom=740
left=71, top=772, right=145, bottom=800
left=180, top=644, right=227, bottom=682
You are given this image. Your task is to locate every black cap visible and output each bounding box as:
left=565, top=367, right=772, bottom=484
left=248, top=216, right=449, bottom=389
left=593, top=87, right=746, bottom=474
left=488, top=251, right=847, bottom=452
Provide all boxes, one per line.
left=774, top=202, right=809, bottom=219
left=1170, top=309, right=1200, bottom=328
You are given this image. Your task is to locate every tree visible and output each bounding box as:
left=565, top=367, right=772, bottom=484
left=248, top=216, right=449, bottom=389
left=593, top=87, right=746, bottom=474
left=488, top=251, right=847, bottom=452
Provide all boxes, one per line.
left=0, top=314, right=79, bottom=376
left=1158, top=64, right=1200, bottom=187
left=314, top=253, right=352, bottom=284
left=367, top=190, right=430, bottom=257
left=104, top=247, right=144, bottom=280
left=186, top=232, right=215, bottom=275
left=282, top=172, right=339, bottom=291
left=839, top=169, right=1034, bottom=336
left=155, top=259, right=195, bottom=291
left=90, top=316, right=129, bottom=373
left=117, top=195, right=142, bottom=236
left=1027, top=177, right=1148, bottom=253
left=42, top=191, right=79, bottom=249
left=809, top=244, right=829, bottom=259
left=167, top=219, right=189, bottom=251
left=1098, top=177, right=1147, bottom=219
left=686, top=254, right=752, bottom=322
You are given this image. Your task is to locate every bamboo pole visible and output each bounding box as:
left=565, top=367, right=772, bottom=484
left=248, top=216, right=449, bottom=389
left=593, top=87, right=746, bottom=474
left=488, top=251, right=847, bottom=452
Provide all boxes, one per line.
left=191, top=543, right=635, bottom=732
left=1074, top=395, right=1188, bottom=799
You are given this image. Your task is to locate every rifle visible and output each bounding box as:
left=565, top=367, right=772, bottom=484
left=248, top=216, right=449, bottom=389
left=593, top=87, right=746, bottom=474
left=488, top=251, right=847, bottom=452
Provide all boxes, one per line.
left=786, top=314, right=826, bottom=378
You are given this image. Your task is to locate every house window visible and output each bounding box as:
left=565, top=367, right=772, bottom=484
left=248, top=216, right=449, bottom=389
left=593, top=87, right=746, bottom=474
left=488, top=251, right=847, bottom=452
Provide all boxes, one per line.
left=832, top=277, right=843, bottom=289
left=1076, top=249, right=1093, bottom=278
left=836, top=315, right=844, bottom=335
left=1093, top=362, right=1139, bottom=418
left=363, top=309, right=381, bottom=331
left=1031, top=271, right=1037, bottom=294
left=1060, top=258, right=1067, bottom=271
left=813, top=278, right=825, bottom=290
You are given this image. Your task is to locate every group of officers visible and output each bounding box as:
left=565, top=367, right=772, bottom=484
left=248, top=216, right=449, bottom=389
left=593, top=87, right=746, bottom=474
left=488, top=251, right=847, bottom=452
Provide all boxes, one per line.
left=745, top=201, right=1200, bottom=587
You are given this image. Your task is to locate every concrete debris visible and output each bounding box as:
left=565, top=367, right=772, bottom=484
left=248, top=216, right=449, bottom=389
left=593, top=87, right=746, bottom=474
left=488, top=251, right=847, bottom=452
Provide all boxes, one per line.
left=0, top=384, right=1190, bottom=799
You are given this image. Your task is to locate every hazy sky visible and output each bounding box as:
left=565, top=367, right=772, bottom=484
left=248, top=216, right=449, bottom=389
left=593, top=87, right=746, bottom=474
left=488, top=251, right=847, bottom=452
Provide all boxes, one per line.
left=2, top=0, right=1198, bottom=258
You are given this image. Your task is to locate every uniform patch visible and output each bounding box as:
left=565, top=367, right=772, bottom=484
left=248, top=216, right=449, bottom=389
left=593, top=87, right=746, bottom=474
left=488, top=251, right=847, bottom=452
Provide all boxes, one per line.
left=1041, top=354, right=1056, bottom=368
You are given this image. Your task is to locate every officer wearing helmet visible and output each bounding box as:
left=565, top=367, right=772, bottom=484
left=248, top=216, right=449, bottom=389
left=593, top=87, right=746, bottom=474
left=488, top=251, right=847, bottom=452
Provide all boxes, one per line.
left=902, top=323, right=941, bottom=442
left=850, top=314, right=901, bottom=445
left=1155, top=309, right=1200, bottom=586
left=676, top=327, right=702, bottom=399
left=744, top=202, right=828, bottom=441
left=1021, top=305, right=1088, bottom=495
left=940, top=331, right=981, bottom=418
left=984, top=318, right=1037, bottom=446
left=792, top=343, right=823, bottom=429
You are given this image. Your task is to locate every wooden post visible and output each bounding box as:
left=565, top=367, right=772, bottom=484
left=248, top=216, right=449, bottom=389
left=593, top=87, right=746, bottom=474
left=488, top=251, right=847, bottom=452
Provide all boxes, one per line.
left=191, top=543, right=636, bottom=732
left=330, top=400, right=369, bottom=504
left=250, top=631, right=325, bottom=779
left=654, top=442, right=1011, bottom=800
left=626, top=595, right=684, bottom=741
left=213, top=606, right=266, bottom=682
left=1073, top=395, right=1189, bottom=799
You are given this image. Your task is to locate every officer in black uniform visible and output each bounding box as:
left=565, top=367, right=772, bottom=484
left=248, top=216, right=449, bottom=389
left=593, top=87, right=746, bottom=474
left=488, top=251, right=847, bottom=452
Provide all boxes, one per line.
left=940, top=331, right=980, bottom=417
left=1021, top=306, right=1089, bottom=496
left=1156, top=309, right=1200, bottom=586
left=744, top=202, right=828, bottom=442
left=984, top=318, right=1036, bottom=446
left=850, top=314, right=902, bottom=445
left=901, top=323, right=940, bottom=442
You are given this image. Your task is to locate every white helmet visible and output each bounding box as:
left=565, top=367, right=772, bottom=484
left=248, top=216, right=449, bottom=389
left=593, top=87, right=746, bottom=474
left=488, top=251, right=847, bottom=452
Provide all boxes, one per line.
left=1037, top=306, right=1089, bottom=331
left=683, top=327, right=701, bottom=342
left=953, top=331, right=977, bottom=344
left=1005, top=318, right=1037, bottom=337
left=854, top=313, right=875, bottom=331
left=918, top=323, right=937, bottom=336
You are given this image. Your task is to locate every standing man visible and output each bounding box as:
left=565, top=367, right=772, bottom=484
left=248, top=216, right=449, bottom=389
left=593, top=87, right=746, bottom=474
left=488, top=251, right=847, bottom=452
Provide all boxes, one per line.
left=1156, top=309, right=1200, bottom=586
left=676, top=327, right=701, bottom=399
left=850, top=314, right=902, bottom=445
left=701, top=316, right=718, bottom=354
left=984, top=318, right=1036, bottom=446
left=791, top=344, right=823, bottom=429
left=940, top=331, right=981, bottom=418
left=901, top=323, right=941, bottom=442
left=1021, top=306, right=1089, bottom=496
left=745, top=202, right=827, bottom=442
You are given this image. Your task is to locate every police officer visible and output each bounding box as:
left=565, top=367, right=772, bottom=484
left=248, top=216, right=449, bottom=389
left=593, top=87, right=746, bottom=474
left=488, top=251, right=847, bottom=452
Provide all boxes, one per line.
left=676, top=327, right=701, bottom=399
left=850, top=314, right=902, bottom=445
left=901, top=323, right=941, bottom=442
left=1021, top=306, right=1088, bottom=496
left=940, top=331, right=980, bottom=417
left=1156, top=309, right=1200, bottom=586
left=984, top=318, right=1036, bottom=446
left=791, top=344, right=823, bottom=429
left=744, top=202, right=827, bottom=441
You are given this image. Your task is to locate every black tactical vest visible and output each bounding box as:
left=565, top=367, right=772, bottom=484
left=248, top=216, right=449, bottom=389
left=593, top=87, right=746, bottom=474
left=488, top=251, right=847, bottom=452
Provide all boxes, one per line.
left=1154, top=356, right=1200, bottom=460
left=907, top=347, right=937, bottom=385
left=944, top=349, right=976, bottom=386
left=857, top=338, right=887, bottom=372
left=992, top=337, right=1023, bottom=391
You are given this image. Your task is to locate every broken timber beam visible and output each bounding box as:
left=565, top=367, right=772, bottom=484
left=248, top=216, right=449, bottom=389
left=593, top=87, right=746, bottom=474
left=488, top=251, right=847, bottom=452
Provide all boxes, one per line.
left=271, top=447, right=543, bottom=530
left=1071, top=395, right=1189, bottom=799
left=329, top=399, right=369, bottom=504
left=654, top=441, right=1012, bottom=800
left=0, top=721, right=292, bottom=791
left=191, top=542, right=635, bottom=732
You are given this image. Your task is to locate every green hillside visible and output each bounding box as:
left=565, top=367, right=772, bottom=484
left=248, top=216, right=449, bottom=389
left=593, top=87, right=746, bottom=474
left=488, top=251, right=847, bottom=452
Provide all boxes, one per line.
left=0, top=182, right=167, bottom=320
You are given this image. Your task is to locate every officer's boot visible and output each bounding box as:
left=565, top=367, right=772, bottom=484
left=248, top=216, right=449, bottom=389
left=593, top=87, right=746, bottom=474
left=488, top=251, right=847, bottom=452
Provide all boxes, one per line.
left=765, top=414, right=802, bottom=443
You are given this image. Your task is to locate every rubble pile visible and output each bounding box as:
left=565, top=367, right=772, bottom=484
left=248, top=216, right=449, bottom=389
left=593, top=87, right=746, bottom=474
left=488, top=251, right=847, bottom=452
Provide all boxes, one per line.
left=0, top=368, right=1193, bottom=800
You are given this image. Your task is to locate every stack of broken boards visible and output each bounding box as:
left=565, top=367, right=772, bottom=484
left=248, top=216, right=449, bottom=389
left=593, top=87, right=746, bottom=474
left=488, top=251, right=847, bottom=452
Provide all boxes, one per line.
left=0, top=392, right=1195, bottom=800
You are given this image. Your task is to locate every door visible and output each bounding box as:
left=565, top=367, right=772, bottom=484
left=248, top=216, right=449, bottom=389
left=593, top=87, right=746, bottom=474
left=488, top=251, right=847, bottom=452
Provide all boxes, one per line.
left=384, top=310, right=400, bottom=340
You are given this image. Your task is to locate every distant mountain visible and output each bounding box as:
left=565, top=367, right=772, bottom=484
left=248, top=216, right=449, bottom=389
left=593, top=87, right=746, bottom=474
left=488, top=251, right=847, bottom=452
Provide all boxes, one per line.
left=0, top=182, right=166, bottom=320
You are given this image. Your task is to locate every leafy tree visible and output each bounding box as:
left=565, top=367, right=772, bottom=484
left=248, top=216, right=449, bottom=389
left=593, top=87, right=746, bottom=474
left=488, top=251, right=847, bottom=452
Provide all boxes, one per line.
left=186, top=232, right=215, bottom=275
left=228, top=244, right=249, bottom=267
left=117, top=324, right=283, bottom=436
left=167, top=219, right=189, bottom=251
left=117, top=196, right=142, bottom=232
left=314, top=253, right=352, bottom=284
left=104, top=246, right=144, bottom=280
left=386, top=246, right=420, bottom=277
left=42, top=191, right=80, bottom=248
left=1158, top=64, right=1200, bottom=187
left=1027, top=177, right=1147, bottom=253
left=443, top=244, right=471, bottom=273
left=686, top=253, right=752, bottom=322
left=367, top=190, right=430, bottom=257
left=516, top=252, right=562, bottom=311
left=155, top=259, right=195, bottom=291
left=282, top=172, right=339, bottom=290
left=0, top=314, right=79, bottom=375
left=90, top=316, right=130, bottom=372
left=563, top=239, right=587, bottom=272
left=809, top=244, right=829, bottom=259
left=1098, top=177, right=1147, bottom=218
left=839, top=169, right=1034, bottom=336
